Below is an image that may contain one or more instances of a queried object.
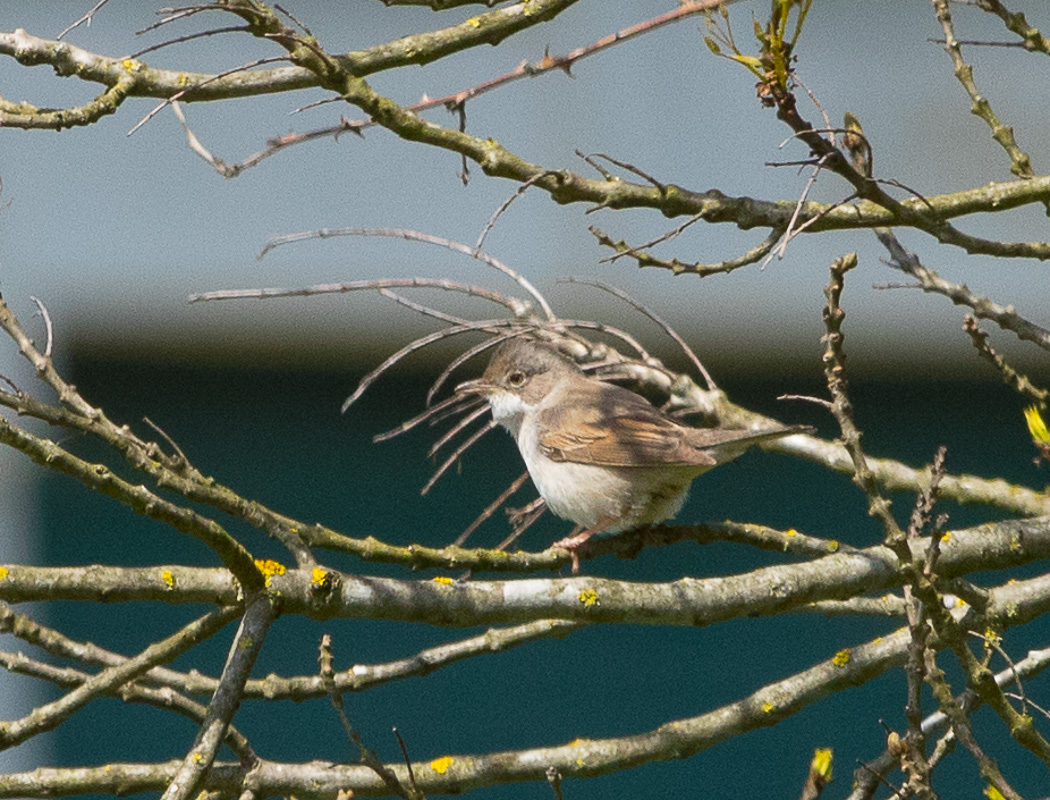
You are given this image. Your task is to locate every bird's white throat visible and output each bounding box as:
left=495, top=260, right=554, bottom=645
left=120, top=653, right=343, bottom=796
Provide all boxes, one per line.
left=485, top=390, right=536, bottom=438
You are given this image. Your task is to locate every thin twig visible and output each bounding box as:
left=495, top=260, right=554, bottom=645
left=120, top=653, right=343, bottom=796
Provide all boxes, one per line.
left=128, top=55, right=290, bottom=136
left=258, top=228, right=555, bottom=321
left=190, top=276, right=518, bottom=311
left=453, top=470, right=532, bottom=546
left=56, top=0, right=112, bottom=40
left=475, top=171, right=559, bottom=254
left=579, top=151, right=663, bottom=189
left=558, top=277, right=716, bottom=390
left=341, top=319, right=519, bottom=413
left=968, top=630, right=1027, bottom=715
left=319, top=635, right=420, bottom=800
left=379, top=288, right=471, bottom=327
left=138, top=5, right=230, bottom=36
left=372, top=393, right=483, bottom=444
left=496, top=499, right=547, bottom=549
left=599, top=213, right=704, bottom=263
left=427, top=403, right=491, bottom=459
left=28, top=296, right=53, bottom=358
left=421, top=417, right=498, bottom=495
left=125, top=25, right=250, bottom=60
left=425, top=334, right=514, bottom=407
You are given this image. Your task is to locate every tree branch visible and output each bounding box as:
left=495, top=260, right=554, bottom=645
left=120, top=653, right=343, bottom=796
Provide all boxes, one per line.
left=0, top=606, right=240, bottom=752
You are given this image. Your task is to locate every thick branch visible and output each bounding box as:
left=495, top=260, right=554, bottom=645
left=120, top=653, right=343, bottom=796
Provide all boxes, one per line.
left=0, top=628, right=915, bottom=797
left=3, top=518, right=1050, bottom=625
left=161, top=594, right=277, bottom=800
left=0, top=2, right=577, bottom=106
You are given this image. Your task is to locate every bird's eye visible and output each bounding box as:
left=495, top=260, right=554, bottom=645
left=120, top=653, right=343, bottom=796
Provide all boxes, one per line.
left=507, top=370, right=526, bottom=387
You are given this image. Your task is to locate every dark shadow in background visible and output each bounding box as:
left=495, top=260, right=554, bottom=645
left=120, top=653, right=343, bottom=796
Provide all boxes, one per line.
left=36, top=355, right=1050, bottom=798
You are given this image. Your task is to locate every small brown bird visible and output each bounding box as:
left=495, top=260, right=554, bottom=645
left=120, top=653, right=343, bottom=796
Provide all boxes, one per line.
left=458, top=338, right=810, bottom=551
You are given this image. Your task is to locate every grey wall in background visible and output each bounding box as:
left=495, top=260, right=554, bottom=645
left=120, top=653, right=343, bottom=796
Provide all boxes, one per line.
left=2, top=2, right=1047, bottom=381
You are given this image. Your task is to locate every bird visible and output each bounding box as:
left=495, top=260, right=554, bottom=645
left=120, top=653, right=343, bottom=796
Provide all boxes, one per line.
left=456, top=338, right=810, bottom=558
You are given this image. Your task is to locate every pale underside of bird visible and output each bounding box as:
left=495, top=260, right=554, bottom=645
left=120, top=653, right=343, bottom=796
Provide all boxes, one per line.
left=457, top=338, right=811, bottom=548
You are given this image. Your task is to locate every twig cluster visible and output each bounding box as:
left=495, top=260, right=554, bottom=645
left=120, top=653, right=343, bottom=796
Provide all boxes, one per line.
left=3, top=0, right=1050, bottom=797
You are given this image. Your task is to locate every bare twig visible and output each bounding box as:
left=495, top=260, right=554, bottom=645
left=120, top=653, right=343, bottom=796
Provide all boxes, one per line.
left=598, top=213, right=705, bottom=264
left=421, top=417, right=498, bottom=495
left=876, top=228, right=1050, bottom=352
left=128, top=55, right=291, bottom=136
left=373, top=393, right=484, bottom=443
left=453, top=470, right=533, bottom=546
left=475, top=171, right=560, bottom=254
left=558, top=277, right=716, bottom=390
left=425, top=334, right=515, bottom=407
left=820, top=252, right=905, bottom=544
left=968, top=630, right=1027, bottom=715
left=126, top=25, right=250, bottom=60
left=962, top=316, right=1050, bottom=403
left=427, top=403, right=491, bottom=459
left=257, top=228, right=555, bottom=321
left=589, top=224, right=785, bottom=277
left=341, top=320, right=520, bottom=413
left=56, top=0, right=112, bottom=40
left=190, top=276, right=518, bottom=311
left=319, top=635, right=422, bottom=800
left=28, top=296, right=53, bottom=358
left=932, top=0, right=1037, bottom=181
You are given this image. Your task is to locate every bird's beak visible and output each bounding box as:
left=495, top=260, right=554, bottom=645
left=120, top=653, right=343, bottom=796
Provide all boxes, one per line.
left=454, top=377, right=494, bottom=397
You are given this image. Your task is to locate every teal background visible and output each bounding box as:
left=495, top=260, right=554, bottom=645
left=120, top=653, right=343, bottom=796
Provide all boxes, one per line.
left=34, top=353, right=1050, bottom=798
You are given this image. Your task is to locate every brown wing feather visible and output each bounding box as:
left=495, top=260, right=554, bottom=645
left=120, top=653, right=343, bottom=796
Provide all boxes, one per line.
left=536, top=381, right=717, bottom=467
left=536, top=379, right=811, bottom=467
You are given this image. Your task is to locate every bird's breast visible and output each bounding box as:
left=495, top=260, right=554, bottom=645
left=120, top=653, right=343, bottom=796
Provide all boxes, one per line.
left=517, top=418, right=699, bottom=531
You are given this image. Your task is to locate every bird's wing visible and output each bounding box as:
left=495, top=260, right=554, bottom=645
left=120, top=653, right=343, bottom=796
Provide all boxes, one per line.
left=535, top=382, right=717, bottom=467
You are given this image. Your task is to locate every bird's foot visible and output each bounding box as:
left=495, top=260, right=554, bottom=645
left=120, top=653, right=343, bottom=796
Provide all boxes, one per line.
left=552, top=521, right=612, bottom=574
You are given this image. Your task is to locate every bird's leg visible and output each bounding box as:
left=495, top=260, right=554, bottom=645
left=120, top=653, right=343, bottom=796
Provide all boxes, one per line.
left=552, top=518, right=616, bottom=574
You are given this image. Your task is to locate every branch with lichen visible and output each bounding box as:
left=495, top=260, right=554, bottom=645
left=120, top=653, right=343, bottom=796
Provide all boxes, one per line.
left=1, top=600, right=587, bottom=703
left=0, top=284, right=1048, bottom=795
left=0, top=628, right=909, bottom=798
left=5, top=520, right=1050, bottom=625
left=1, top=580, right=1047, bottom=800
left=6, top=5, right=1050, bottom=266
left=2, top=260, right=1045, bottom=593
left=0, top=412, right=265, bottom=593
left=0, top=0, right=578, bottom=114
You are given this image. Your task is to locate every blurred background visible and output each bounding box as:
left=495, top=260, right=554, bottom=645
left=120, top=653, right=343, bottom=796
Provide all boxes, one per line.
left=2, top=1, right=1050, bottom=796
